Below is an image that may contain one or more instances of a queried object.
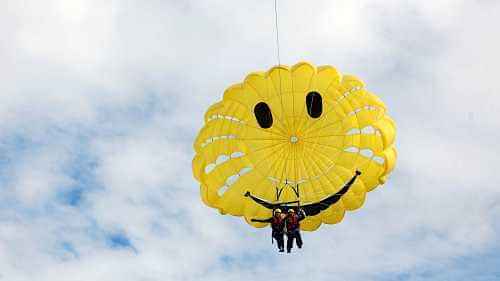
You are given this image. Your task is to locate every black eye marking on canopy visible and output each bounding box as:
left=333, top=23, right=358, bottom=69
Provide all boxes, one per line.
left=306, top=91, right=323, bottom=118
left=254, top=102, right=273, bottom=129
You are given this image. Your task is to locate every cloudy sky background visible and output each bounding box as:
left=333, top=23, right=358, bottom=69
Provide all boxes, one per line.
left=1, top=0, right=500, bottom=280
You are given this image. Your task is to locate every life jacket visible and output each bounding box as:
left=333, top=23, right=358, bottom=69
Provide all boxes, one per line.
left=286, top=213, right=300, bottom=232
left=271, top=216, right=285, bottom=232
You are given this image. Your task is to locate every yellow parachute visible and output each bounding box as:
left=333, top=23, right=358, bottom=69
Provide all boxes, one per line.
left=192, top=62, right=397, bottom=231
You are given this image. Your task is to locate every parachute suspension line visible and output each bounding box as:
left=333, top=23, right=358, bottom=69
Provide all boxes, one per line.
left=276, top=186, right=284, bottom=201
left=274, top=179, right=300, bottom=207
left=296, top=183, right=301, bottom=211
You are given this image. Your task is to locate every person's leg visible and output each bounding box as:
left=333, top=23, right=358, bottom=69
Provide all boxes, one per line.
left=296, top=230, right=303, bottom=248
left=286, top=233, right=294, bottom=253
left=272, top=232, right=278, bottom=250
left=277, top=233, right=284, bottom=252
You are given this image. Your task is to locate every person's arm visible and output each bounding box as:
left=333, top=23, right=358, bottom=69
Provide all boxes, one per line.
left=298, top=209, right=306, bottom=221
left=251, top=217, right=273, bottom=223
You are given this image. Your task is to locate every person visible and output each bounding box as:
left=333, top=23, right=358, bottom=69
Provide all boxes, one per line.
left=285, top=208, right=306, bottom=253
left=246, top=170, right=362, bottom=252
left=251, top=209, right=286, bottom=252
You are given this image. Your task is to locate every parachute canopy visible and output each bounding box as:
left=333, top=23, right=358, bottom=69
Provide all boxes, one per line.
left=192, top=62, right=397, bottom=231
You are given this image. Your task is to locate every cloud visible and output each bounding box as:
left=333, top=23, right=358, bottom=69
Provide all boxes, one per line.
left=0, top=0, right=499, bottom=281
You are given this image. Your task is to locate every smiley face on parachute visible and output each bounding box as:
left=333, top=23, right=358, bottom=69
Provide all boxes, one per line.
left=192, top=62, right=397, bottom=231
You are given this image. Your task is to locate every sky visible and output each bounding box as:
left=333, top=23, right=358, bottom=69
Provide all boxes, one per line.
left=1, top=0, right=500, bottom=280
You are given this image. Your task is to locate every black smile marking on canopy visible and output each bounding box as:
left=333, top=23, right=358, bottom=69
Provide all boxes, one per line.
left=245, top=171, right=361, bottom=217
